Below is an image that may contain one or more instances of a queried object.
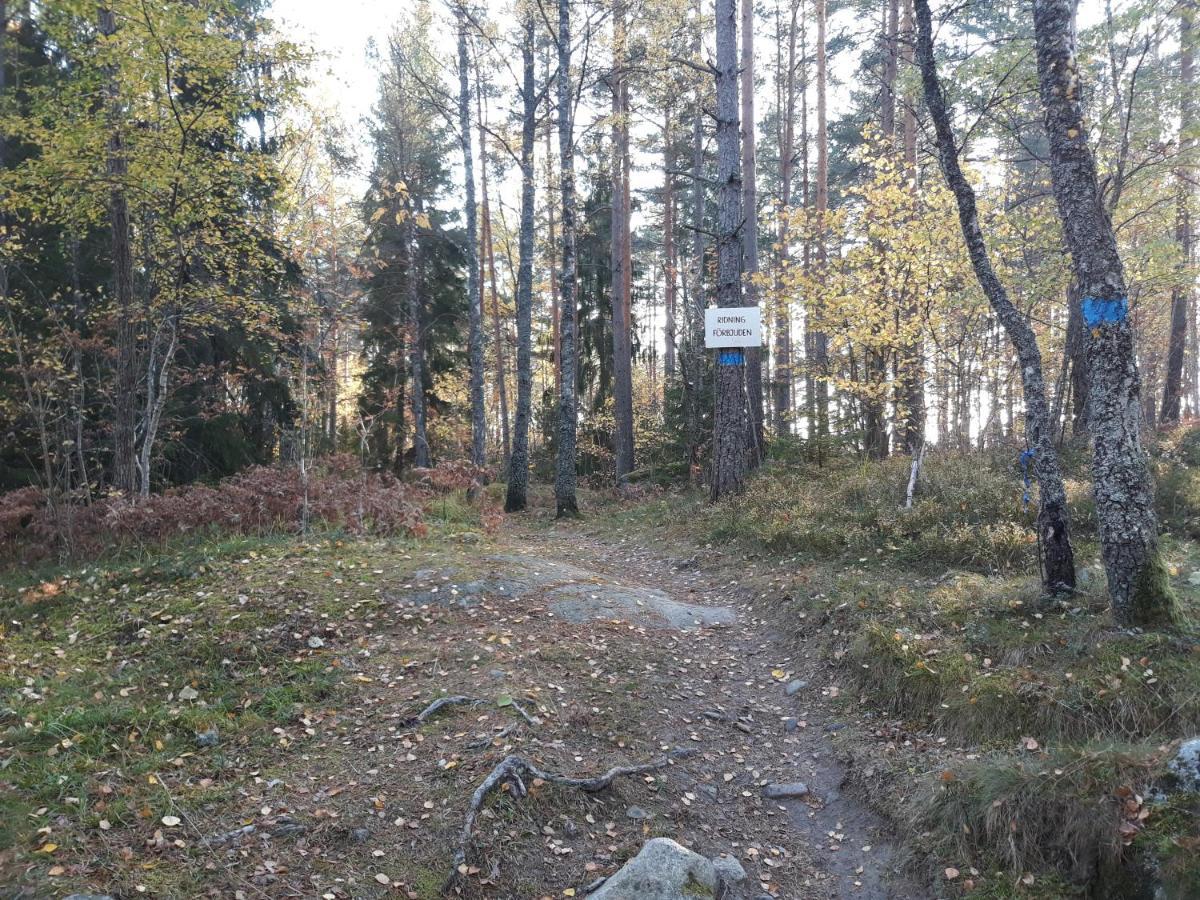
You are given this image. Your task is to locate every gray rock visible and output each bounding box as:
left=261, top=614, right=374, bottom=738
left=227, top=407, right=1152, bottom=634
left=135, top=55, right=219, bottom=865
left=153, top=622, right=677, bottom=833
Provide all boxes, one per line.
left=549, top=583, right=735, bottom=631
left=306, top=635, right=325, bottom=649
left=763, top=782, right=809, bottom=800
left=712, top=855, right=746, bottom=885
left=350, top=826, right=370, bottom=844
left=1168, top=737, right=1200, bottom=791
left=625, top=805, right=650, bottom=820
left=784, top=680, right=807, bottom=696
left=783, top=718, right=798, bottom=733
left=195, top=727, right=220, bottom=748
left=699, top=784, right=719, bottom=801
left=590, top=838, right=741, bottom=900
left=269, top=816, right=307, bottom=838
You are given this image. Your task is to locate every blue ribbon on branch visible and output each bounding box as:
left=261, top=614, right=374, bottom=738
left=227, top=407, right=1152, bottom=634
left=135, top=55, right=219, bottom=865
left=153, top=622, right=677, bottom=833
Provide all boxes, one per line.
left=1081, top=296, right=1128, bottom=329
left=1019, top=448, right=1036, bottom=509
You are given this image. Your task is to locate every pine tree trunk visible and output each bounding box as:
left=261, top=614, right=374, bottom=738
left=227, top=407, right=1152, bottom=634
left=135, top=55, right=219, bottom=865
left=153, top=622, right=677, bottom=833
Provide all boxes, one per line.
left=897, top=0, right=924, bottom=452
left=506, top=14, right=537, bottom=513
left=711, top=0, right=749, bottom=501
left=741, top=0, right=764, bottom=464
left=812, top=0, right=830, bottom=444
left=555, top=0, right=580, bottom=517
left=476, top=98, right=511, bottom=469
left=685, top=3, right=707, bottom=480
left=1163, top=0, right=1195, bottom=424
left=610, top=0, right=635, bottom=482
left=456, top=6, right=486, bottom=475
left=773, top=0, right=799, bottom=436
left=916, top=0, right=1076, bottom=595
left=545, top=89, right=562, bottom=405
left=406, top=208, right=431, bottom=468
left=1033, top=0, right=1174, bottom=624
left=99, top=6, right=138, bottom=496
left=664, top=106, right=678, bottom=382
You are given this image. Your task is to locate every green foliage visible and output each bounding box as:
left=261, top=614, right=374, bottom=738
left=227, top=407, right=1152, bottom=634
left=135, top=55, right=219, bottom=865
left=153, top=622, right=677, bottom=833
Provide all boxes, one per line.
left=704, top=452, right=1075, bottom=574
left=912, top=744, right=1166, bottom=887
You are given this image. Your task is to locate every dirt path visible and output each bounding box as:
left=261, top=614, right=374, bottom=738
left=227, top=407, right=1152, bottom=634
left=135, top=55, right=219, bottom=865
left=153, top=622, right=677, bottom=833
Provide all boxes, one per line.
left=507, top=517, right=926, bottom=900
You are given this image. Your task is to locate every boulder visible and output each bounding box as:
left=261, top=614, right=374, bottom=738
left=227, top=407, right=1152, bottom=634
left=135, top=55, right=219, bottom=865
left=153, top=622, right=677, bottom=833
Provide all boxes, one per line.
left=590, top=838, right=746, bottom=899
left=1167, top=737, right=1200, bottom=792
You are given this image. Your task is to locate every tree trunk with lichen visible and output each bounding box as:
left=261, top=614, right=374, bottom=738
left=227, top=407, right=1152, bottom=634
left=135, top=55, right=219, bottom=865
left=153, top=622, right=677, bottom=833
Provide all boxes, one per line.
left=456, top=6, right=486, bottom=478
left=916, top=0, right=1075, bottom=596
left=1032, top=0, right=1174, bottom=625
left=555, top=0, right=580, bottom=517
left=711, top=0, right=748, bottom=501
left=505, top=13, right=537, bottom=513
left=1163, top=0, right=1196, bottom=424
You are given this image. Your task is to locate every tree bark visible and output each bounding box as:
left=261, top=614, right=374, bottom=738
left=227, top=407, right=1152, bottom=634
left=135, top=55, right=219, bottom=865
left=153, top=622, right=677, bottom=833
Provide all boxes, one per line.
left=610, top=0, right=635, bottom=482
left=1033, top=0, right=1174, bottom=624
left=477, top=99, right=511, bottom=468
left=916, top=0, right=1076, bottom=595
left=555, top=0, right=580, bottom=516
left=711, top=0, right=749, bottom=501
left=99, top=6, right=138, bottom=496
left=685, top=2, right=707, bottom=480
left=406, top=208, right=431, bottom=468
left=741, top=0, right=765, bottom=464
left=1163, top=0, right=1195, bottom=424
left=773, top=0, right=799, bottom=436
left=897, top=0, right=924, bottom=452
left=812, top=0, right=830, bottom=443
left=664, top=106, right=678, bottom=382
left=506, top=14, right=537, bottom=513
left=456, top=6, right=487, bottom=476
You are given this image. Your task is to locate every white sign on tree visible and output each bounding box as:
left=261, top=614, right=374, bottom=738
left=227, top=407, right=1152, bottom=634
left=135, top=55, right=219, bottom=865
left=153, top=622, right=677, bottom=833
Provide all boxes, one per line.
left=704, top=306, right=762, bottom=348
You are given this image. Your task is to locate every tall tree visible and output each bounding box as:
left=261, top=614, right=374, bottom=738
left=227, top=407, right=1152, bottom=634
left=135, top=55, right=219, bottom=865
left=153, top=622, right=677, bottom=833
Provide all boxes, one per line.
left=711, top=0, right=749, bottom=499
left=1163, top=1, right=1196, bottom=424
left=477, top=93, right=511, bottom=467
left=915, top=0, right=1076, bottom=595
left=456, top=3, right=486, bottom=474
left=610, top=0, right=636, bottom=481
left=406, top=208, right=432, bottom=468
left=896, top=0, right=924, bottom=452
left=663, top=104, right=679, bottom=382
left=772, top=0, right=799, bottom=436
left=99, top=5, right=137, bottom=496
left=1032, top=0, right=1173, bottom=624
left=506, top=10, right=537, bottom=513
left=741, top=0, right=764, bottom=462
left=555, top=0, right=580, bottom=516
left=812, top=0, right=830, bottom=442
left=684, top=0, right=708, bottom=479
left=863, top=0, right=900, bottom=459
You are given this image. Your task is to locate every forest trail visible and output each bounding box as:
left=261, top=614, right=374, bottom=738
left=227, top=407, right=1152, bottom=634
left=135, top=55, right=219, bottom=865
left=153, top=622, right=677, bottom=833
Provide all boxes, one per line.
left=496, top=515, right=923, bottom=899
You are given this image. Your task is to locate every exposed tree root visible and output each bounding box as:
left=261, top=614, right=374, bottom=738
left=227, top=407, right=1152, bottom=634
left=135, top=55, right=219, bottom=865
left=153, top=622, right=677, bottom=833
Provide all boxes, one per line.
left=444, top=749, right=694, bottom=891
left=403, top=695, right=482, bottom=727
left=466, top=721, right=520, bottom=751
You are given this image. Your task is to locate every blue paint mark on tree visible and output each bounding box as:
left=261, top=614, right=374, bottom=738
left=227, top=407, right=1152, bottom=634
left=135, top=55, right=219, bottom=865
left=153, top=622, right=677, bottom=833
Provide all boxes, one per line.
left=1081, top=296, right=1128, bottom=329
left=718, top=349, right=745, bottom=366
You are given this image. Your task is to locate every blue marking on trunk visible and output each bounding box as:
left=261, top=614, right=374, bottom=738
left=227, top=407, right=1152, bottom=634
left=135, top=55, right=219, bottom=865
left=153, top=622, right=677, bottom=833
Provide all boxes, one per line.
left=1081, top=296, right=1128, bottom=329
left=718, top=349, right=745, bottom=366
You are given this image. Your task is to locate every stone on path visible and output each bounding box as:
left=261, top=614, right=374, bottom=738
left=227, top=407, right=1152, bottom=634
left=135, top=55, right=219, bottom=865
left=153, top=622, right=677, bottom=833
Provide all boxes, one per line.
left=589, top=838, right=746, bottom=899
left=763, top=782, right=809, bottom=800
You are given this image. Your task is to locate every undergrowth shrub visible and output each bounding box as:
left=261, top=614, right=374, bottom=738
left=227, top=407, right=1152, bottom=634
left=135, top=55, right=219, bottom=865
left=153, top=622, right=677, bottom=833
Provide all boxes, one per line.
left=707, top=453, right=1082, bottom=574
left=911, top=744, right=1168, bottom=888
left=0, top=456, right=494, bottom=566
